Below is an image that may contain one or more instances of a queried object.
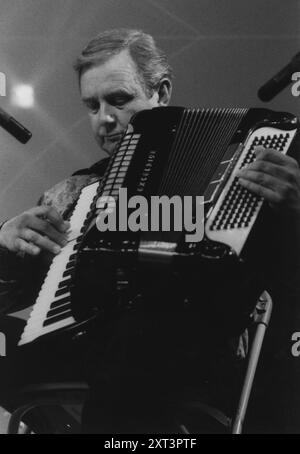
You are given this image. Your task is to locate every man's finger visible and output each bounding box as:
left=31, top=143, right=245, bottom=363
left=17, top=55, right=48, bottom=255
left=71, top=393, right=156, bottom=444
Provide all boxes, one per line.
left=237, top=169, right=287, bottom=194
left=238, top=177, right=282, bottom=204
left=254, top=147, right=299, bottom=168
left=27, top=217, right=68, bottom=247
left=15, top=238, right=41, bottom=256
left=20, top=229, right=61, bottom=255
left=44, top=207, right=70, bottom=233
left=32, top=206, right=69, bottom=233
left=237, top=160, right=298, bottom=184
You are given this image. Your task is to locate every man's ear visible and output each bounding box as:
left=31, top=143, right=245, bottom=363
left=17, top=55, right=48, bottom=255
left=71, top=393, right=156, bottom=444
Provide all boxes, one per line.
left=157, top=78, right=172, bottom=106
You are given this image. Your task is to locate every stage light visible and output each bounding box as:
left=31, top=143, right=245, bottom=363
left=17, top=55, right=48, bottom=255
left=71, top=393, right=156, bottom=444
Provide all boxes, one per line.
left=11, top=84, right=34, bottom=108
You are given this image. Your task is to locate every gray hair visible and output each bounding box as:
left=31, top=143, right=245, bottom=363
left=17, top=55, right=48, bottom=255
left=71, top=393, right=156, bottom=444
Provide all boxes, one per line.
left=74, top=28, right=173, bottom=96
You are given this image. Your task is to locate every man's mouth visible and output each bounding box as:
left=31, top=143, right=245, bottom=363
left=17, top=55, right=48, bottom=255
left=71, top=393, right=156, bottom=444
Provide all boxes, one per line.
left=97, top=133, right=124, bottom=154
left=103, top=133, right=124, bottom=143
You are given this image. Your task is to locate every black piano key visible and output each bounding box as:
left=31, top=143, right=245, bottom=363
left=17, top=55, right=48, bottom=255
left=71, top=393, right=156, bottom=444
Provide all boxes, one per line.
left=58, top=278, right=72, bottom=289
left=50, top=296, right=70, bottom=310
left=55, top=286, right=70, bottom=298
left=47, top=304, right=71, bottom=318
left=62, top=269, right=73, bottom=278
left=43, top=310, right=73, bottom=327
left=66, top=260, right=76, bottom=270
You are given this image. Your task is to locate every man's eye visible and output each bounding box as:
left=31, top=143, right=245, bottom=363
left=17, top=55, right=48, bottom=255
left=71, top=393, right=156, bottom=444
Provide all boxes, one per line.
left=85, top=102, right=99, bottom=113
left=110, top=95, right=133, bottom=107
left=113, top=98, right=127, bottom=107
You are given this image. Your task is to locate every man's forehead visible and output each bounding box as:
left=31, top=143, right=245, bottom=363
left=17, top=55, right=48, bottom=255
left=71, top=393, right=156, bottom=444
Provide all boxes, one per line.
left=80, top=50, right=142, bottom=95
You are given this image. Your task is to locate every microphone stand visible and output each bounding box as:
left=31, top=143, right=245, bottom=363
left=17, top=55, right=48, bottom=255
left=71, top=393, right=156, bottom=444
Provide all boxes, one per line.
left=0, top=107, right=32, bottom=144
left=258, top=51, right=300, bottom=102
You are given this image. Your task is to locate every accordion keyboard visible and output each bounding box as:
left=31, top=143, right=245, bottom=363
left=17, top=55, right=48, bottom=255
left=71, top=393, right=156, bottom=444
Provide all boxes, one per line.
left=18, top=181, right=100, bottom=346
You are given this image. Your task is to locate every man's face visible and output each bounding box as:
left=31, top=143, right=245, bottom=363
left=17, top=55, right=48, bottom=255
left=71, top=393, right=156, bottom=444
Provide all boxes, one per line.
left=80, top=50, right=162, bottom=155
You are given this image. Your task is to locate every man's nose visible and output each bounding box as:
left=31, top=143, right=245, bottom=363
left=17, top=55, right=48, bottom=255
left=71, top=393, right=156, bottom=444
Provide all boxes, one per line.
left=96, top=104, right=116, bottom=131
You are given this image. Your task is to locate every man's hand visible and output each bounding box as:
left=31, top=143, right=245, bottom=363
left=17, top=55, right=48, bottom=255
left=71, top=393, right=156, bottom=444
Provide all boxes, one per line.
left=0, top=206, right=70, bottom=257
left=237, top=147, right=300, bottom=215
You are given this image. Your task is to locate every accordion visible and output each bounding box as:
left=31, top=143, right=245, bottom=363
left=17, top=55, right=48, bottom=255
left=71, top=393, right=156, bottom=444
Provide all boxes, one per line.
left=71, top=106, right=299, bottom=329
left=19, top=106, right=299, bottom=346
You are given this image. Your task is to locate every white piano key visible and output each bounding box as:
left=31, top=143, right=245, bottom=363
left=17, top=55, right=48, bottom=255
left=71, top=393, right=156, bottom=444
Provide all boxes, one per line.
left=19, top=316, right=76, bottom=346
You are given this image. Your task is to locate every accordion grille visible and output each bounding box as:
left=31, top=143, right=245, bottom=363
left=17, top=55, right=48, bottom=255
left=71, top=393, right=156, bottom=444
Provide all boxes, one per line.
left=159, top=107, right=248, bottom=197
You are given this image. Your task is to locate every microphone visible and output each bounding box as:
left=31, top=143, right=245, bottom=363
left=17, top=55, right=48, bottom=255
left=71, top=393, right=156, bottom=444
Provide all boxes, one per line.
left=258, top=51, right=300, bottom=102
left=0, top=107, right=32, bottom=144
